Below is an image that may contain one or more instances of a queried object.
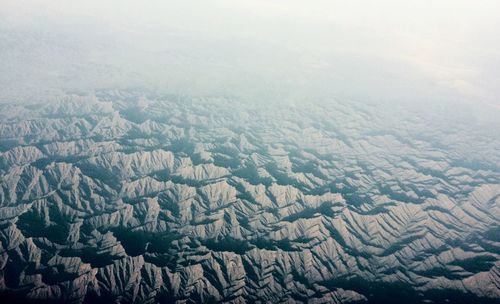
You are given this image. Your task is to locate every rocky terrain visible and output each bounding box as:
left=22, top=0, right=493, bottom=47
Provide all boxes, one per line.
left=0, top=91, right=499, bottom=303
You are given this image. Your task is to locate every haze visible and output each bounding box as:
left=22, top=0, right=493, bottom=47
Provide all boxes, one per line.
left=1, top=0, right=499, bottom=109
left=1, top=2, right=500, bottom=303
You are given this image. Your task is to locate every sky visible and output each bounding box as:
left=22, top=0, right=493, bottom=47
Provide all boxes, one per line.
left=1, top=0, right=499, bottom=108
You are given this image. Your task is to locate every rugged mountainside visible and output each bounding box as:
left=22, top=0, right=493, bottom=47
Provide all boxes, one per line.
left=0, top=92, right=499, bottom=303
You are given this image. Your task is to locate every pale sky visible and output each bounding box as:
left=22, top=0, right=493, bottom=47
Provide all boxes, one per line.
left=1, top=0, right=499, bottom=108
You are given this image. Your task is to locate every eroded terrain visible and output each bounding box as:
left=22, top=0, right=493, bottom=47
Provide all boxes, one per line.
left=0, top=92, right=499, bottom=303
